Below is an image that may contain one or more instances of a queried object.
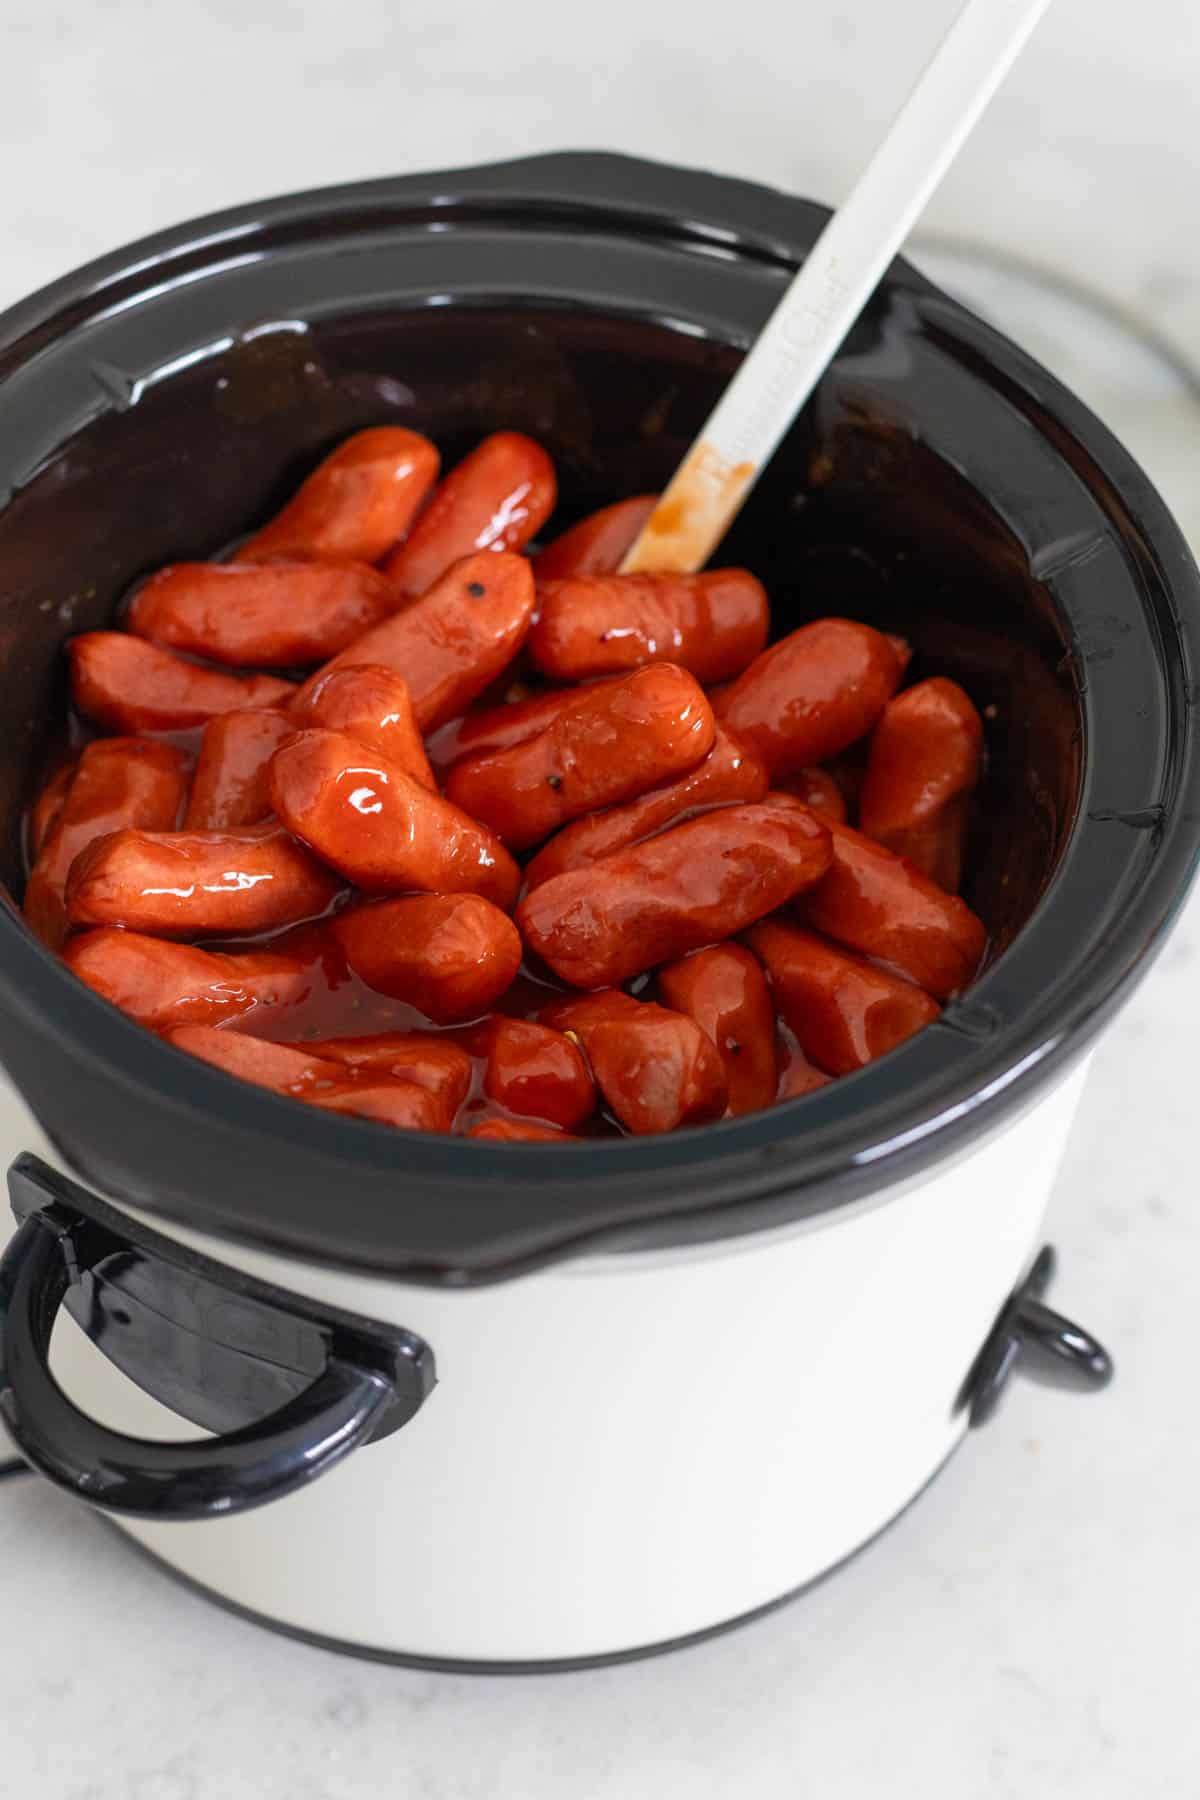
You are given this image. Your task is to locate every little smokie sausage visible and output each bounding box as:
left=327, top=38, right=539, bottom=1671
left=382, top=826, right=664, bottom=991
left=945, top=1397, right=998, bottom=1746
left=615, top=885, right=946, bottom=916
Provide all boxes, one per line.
left=382, top=432, right=556, bottom=598
left=24, top=737, right=189, bottom=948
left=288, top=664, right=435, bottom=790
left=539, top=990, right=726, bottom=1135
left=445, top=664, right=715, bottom=850
left=518, top=801, right=832, bottom=990
left=858, top=677, right=983, bottom=892
left=467, top=1016, right=595, bottom=1130
left=235, top=427, right=439, bottom=566
left=657, top=943, right=778, bottom=1117
left=330, top=895, right=522, bottom=1023
left=468, top=1119, right=577, bottom=1142
left=747, top=920, right=940, bottom=1075
left=165, top=1027, right=351, bottom=1096
left=301, top=1034, right=472, bottom=1118
left=271, top=728, right=519, bottom=907
left=292, top=550, right=535, bottom=733
left=63, top=929, right=311, bottom=1030
left=533, top=495, right=658, bottom=581
left=66, top=821, right=342, bottom=937
left=169, top=1028, right=456, bottom=1129
left=530, top=569, right=769, bottom=684
left=801, top=821, right=986, bottom=999
left=304, top=1080, right=448, bottom=1131
left=716, top=619, right=905, bottom=775
left=70, top=634, right=293, bottom=733
left=28, top=762, right=76, bottom=861
left=522, top=725, right=767, bottom=888
left=184, top=708, right=293, bottom=830
left=128, top=562, right=396, bottom=669
left=428, top=678, right=636, bottom=775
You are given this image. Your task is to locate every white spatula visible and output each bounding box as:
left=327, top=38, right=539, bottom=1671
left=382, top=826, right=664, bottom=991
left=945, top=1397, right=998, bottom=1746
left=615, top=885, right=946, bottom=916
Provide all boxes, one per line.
left=620, top=0, right=1055, bottom=575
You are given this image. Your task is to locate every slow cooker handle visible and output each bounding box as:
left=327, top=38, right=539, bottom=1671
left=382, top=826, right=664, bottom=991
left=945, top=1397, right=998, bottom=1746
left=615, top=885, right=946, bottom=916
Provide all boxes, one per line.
left=0, top=1158, right=434, bottom=1520
left=964, top=1245, right=1113, bottom=1427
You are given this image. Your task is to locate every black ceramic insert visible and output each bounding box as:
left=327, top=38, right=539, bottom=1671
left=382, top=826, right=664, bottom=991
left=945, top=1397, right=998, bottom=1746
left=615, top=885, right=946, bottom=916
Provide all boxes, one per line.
left=0, top=154, right=1197, bottom=1282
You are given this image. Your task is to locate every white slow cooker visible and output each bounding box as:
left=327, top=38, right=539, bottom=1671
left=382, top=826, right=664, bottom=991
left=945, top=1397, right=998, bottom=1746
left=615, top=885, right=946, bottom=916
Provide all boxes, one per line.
left=0, top=154, right=1195, bottom=1667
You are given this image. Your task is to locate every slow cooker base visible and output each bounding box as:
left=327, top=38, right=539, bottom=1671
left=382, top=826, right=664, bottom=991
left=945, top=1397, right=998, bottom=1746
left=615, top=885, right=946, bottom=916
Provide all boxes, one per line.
left=105, top=1446, right=959, bottom=1673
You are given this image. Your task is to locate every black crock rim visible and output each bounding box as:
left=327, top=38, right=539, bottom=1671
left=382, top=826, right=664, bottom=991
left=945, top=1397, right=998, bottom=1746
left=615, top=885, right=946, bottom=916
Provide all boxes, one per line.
left=0, top=150, right=1198, bottom=1285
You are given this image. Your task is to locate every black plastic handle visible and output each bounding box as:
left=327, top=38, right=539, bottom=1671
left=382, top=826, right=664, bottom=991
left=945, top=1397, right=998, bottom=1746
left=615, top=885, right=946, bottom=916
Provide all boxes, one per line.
left=964, top=1245, right=1113, bottom=1428
left=1, top=1157, right=435, bottom=1520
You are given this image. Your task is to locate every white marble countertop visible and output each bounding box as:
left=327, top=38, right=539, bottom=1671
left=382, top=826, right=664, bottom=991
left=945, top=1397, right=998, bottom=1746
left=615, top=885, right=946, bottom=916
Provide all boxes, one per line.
left=2, top=1, right=1200, bottom=1793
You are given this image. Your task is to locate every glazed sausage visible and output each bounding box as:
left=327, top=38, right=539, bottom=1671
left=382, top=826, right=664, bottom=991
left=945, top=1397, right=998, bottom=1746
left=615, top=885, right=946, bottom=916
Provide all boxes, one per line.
left=533, top=495, right=658, bottom=581
left=28, top=762, right=76, bottom=861
left=382, top=432, right=556, bottom=598
left=445, top=664, right=715, bottom=850
left=24, top=737, right=189, bottom=948
left=539, top=990, right=727, bottom=1135
left=772, top=765, right=847, bottom=823
left=301, top=1033, right=472, bottom=1117
left=429, top=681, right=618, bottom=773
left=716, top=619, right=904, bottom=775
left=271, top=728, right=519, bottom=907
left=184, top=708, right=293, bottom=830
left=127, top=562, right=396, bottom=669
left=165, top=1026, right=350, bottom=1096
left=858, top=677, right=983, bottom=892
left=523, top=725, right=768, bottom=888
left=801, top=821, right=986, bottom=998
left=747, top=920, right=940, bottom=1075
left=469, top=1016, right=595, bottom=1130
left=468, top=1118, right=576, bottom=1142
left=70, top=633, right=294, bottom=733
left=530, top=569, right=769, bottom=684
left=65, top=821, right=342, bottom=937
left=63, top=929, right=311, bottom=1030
left=518, top=801, right=832, bottom=989
left=657, top=943, right=777, bottom=1117
left=303, top=1078, right=448, bottom=1131
left=235, top=427, right=439, bottom=566
left=293, top=550, right=535, bottom=733
left=330, top=895, right=522, bottom=1023
left=288, top=664, right=435, bottom=790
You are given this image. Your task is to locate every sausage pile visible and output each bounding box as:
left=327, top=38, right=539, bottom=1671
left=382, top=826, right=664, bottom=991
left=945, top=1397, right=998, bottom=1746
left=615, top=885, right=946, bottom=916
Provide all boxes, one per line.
left=23, top=427, right=987, bottom=1140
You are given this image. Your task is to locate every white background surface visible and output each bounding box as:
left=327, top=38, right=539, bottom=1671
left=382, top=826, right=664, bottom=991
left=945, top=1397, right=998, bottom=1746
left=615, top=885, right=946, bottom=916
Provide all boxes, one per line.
left=1, top=0, right=1199, bottom=1793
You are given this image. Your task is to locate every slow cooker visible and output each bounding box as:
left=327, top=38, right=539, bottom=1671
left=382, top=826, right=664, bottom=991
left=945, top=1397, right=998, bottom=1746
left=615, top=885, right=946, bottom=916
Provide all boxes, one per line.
left=0, top=153, right=1197, bottom=1669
